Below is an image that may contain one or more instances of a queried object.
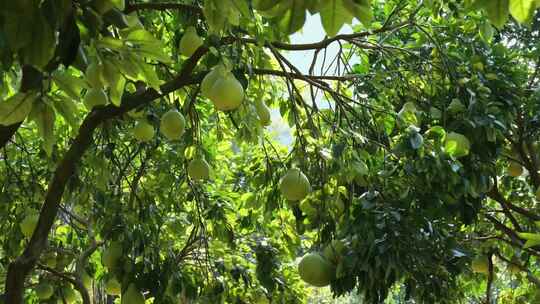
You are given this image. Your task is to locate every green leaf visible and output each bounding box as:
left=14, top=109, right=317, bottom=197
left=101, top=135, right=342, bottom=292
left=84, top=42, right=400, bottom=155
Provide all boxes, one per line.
left=30, top=101, right=56, bottom=156
left=21, top=12, right=56, bottom=69
left=343, top=0, right=373, bottom=25
left=518, top=232, right=540, bottom=248
left=484, top=0, right=510, bottom=28
left=3, top=11, right=32, bottom=51
left=444, top=132, right=471, bottom=158
left=52, top=71, right=88, bottom=100
left=0, top=92, right=37, bottom=125
left=109, top=75, right=126, bottom=107
left=278, top=0, right=307, bottom=34
left=51, top=94, right=79, bottom=129
left=509, top=0, right=535, bottom=23
left=320, top=0, right=353, bottom=36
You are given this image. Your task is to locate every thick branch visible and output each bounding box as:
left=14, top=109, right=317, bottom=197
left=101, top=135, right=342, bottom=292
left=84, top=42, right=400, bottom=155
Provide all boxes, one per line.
left=488, top=186, right=540, bottom=221
left=4, top=46, right=208, bottom=304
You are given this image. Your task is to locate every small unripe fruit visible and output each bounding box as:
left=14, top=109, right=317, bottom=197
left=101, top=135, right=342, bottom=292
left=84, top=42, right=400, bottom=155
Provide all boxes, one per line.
left=122, top=283, right=145, bottom=304
left=35, top=282, right=54, bottom=300
left=160, top=110, right=186, bottom=140
left=133, top=120, right=154, bottom=142
left=508, top=161, right=523, bottom=177
left=102, top=241, right=122, bottom=269
left=298, top=253, right=334, bottom=287
left=104, top=277, right=121, bottom=295
left=62, top=286, right=78, bottom=304
left=201, top=64, right=227, bottom=98
left=209, top=73, right=244, bottom=111
left=188, top=157, right=210, bottom=181
left=279, top=168, right=311, bottom=201
left=179, top=27, right=203, bottom=57
left=20, top=213, right=39, bottom=238
left=84, top=88, right=108, bottom=110
left=471, top=256, right=489, bottom=274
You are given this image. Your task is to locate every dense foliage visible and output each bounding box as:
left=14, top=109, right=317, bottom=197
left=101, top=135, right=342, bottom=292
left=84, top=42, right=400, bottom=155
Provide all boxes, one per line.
left=1, top=0, right=540, bottom=303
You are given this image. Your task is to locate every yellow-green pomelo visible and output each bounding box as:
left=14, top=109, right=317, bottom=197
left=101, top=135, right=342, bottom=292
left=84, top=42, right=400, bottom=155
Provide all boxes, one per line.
left=133, top=120, right=154, bottom=142
left=279, top=168, right=311, bottom=201
left=81, top=270, right=92, bottom=289
left=255, top=100, right=271, bottom=126
left=36, top=282, right=54, bottom=300
left=298, top=253, right=335, bottom=287
left=84, top=88, right=108, bottom=110
left=179, top=26, right=203, bottom=57
left=102, top=241, right=122, bottom=269
left=62, top=286, right=78, bottom=304
left=209, top=73, right=244, bottom=111
left=471, top=256, right=489, bottom=274
left=20, top=213, right=39, bottom=238
left=188, top=157, right=210, bottom=181
left=43, top=252, right=57, bottom=268
left=508, top=161, right=523, bottom=177
left=160, top=110, right=186, bottom=140
left=85, top=62, right=105, bottom=88
left=104, top=277, right=122, bottom=295
left=122, top=283, right=145, bottom=304
left=201, top=64, right=227, bottom=98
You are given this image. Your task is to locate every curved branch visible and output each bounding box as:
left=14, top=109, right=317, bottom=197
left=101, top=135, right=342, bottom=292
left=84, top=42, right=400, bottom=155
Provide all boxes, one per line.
left=4, top=46, right=208, bottom=304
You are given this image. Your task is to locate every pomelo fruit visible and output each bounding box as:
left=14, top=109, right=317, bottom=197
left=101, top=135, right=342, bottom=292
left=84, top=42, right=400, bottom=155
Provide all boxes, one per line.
left=122, top=283, right=145, bottom=304
left=179, top=26, right=203, bottom=58
left=255, top=100, right=271, bottom=126
left=279, top=168, right=311, bottom=201
left=83, top=88, right=108, bottom=110
left=188, top=157, right=210, bottom=181
left=209, top=73, right=244, bottom=111
left=81, top=270, right=92, bottom=289
left=201, top=64, right=227, bottom=98
left=445, top=132, right=471, bottom=158
left=104, top=277, right=122, bottom=295
left=61, top=286, right=78, bottom=304
left=102, top=241, right=122, bottom=269
left=471, top=256, right=489, bottom=274
left=133, top=120, right=154, bottom=142
left=36, top=282, right=54, bottom=300
left=160, top=110, right=186, bottom=140
left=508, top=161, right=523, bottom=177
left=43, top=252, right=57, bottom=268
left=20, top=213, right=39, bottom=238
left=298, top=253, right=334, bottom=287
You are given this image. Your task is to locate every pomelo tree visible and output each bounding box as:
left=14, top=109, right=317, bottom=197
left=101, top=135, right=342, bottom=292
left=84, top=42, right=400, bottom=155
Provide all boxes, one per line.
left=1, top=0, right=540, bottom=303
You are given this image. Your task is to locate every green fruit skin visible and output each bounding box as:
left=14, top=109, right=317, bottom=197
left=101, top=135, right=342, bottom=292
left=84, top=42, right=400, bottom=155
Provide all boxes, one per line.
left=160, top=110, right=186, bottom=140
left=133, top=121, right=154, bottom=142
left=471, top=256, right=489, bottom=274
left=298, top=253, right=335, bottom=287
left=209, top=73, right=244, bottom=111
left=201, top=65, right=227, bottom=98
left=279, top=168, right=311, bottom=201
left=104, top=277, right=122, bottom=295
left=122, top=284, right=145, bottom=304
left=179, top=27, right=203, bottom=57
left=20, top=214, right=39, bottom=238
left=36, top=282, right=54, bottom=300
left=188, top=158, right=210, bottom=180
left=508, top=162, right=523, bottom=177
left=255, top=100, right=271, bottom=126
left=62, top=286, right=78, bottom=304
left=84, top=89, right=108, bottom=110
left=102, top=242, right=122, bottom=269
left=43, top=252, right=57, bottom=268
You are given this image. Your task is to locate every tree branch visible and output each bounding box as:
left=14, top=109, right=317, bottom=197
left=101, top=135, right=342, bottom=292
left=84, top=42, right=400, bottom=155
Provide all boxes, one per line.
left=488, top=185, right=540, bottom=221
left=124, top=2, right=202, bottom=14
left=4, top=46, right=208, bottom=304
